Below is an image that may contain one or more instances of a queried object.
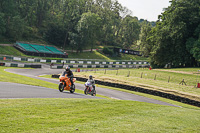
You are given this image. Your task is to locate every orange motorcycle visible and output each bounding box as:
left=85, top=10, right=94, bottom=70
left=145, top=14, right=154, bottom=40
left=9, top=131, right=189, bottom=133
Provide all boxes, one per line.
left=59, top=74, right=76, bottom=93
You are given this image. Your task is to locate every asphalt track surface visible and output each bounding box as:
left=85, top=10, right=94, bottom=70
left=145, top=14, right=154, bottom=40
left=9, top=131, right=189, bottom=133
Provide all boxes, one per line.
left=0, top=82, right=101, bottom=99
left=2, top=64, right=180, bottom=107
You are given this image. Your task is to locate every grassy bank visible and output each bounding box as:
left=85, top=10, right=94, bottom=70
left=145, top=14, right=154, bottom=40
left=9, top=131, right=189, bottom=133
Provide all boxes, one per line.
left=74, top=68, right=200, bottom=101
left=0, top=46, right=26, bottom=56
left=67, top=51, right=111, bottom=60
left=1, top=98, right=200, bottom=133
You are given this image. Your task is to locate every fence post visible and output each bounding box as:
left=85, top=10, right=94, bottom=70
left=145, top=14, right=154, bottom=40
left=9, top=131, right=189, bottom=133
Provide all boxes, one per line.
left=154, top=74, right=156, bottom=80
left=141, top=72, right=143, bottom=78
left=127, top=71, right=130, bottom=77
left=116, top=69, right=118, bottom=75
left=104, top=69, right=106, bottom=74
left=168, top=76, right=170, bottom=83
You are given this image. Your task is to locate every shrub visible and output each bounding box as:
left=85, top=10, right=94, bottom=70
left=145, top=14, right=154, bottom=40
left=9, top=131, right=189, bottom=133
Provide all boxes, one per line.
left=102, top=47, right=114, bottom=56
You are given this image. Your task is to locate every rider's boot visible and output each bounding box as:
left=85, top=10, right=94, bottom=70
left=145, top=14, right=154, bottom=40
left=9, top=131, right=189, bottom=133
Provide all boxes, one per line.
left=93, top=85, right=95, bottom=90
left=70, top=82, right=74, bottom=89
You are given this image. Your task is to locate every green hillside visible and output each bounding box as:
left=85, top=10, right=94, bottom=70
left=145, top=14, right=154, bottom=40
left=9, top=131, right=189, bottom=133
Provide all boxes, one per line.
left=0, top=45, right=147, bottom=61
left=0, top=46, right=26, bottom=56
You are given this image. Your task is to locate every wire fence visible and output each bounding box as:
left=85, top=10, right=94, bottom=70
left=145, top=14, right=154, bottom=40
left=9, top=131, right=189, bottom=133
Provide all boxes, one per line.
left=79, top=68, right=200, bottom=87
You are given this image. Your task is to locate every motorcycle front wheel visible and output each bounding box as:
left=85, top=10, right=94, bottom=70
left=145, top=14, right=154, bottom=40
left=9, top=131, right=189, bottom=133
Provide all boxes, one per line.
left=84, top=88, right=88, bottom=95
left=59, top=83, right=64, bottom=92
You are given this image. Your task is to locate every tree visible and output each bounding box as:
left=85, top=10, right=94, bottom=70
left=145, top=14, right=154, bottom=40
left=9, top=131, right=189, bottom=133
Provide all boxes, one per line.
left=142, top=0, right=200, bottom=68
left=44, top=22, right=66, bottom=46
left=120, top=15, right=140, bottom=49
left=0, top=13, right=6, bottom=38
left=0, top=0, right=144, bottom=52
left=186, top=24, right=200, bottom=61
left=138, top=23, right=153, bottom=56
left=94, top=0, right=126, bottom=46
left=6, top=15, right=27, bottom=40
left=76, top=12, right=102, bottom=52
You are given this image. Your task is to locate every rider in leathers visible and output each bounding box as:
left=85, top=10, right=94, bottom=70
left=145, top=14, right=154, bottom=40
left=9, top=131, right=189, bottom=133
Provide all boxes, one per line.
left=62, top=67, right=74, bottom=89
left=87, top=75, right=95, bottom=91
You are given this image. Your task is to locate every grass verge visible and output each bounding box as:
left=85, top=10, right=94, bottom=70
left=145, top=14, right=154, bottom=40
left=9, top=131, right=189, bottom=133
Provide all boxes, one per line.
left=0, top=66, right=58, bottom=89
left=73, top=68, right=200, bottom=102
left=67, top=51, right=111, bottom=60
left=0, top=46, right=26, bottom=56
left=1, top=98, right=200, bottom=133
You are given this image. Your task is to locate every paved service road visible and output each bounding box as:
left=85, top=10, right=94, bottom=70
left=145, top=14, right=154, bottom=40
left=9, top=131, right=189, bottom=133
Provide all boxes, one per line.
left=4, top=65, right=180, bottom=107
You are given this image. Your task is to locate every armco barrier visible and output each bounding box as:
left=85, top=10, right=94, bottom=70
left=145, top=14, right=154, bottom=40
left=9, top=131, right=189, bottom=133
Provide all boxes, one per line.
left=0, top=62, right=5, bottom=66
left=0, top=62, right=41, bottom=68
left=51, top=64, right=149, bottom=69
left=30, top=65, right=42, bottom=68
left=51, top=75, right=200, bottom=107
left=0, top=55, right=149, bottom=65
left=52, top=74, right=60, bottom=78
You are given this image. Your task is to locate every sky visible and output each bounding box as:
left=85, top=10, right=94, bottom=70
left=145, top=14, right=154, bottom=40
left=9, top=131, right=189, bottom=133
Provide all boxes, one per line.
left=117, top=0, right=171, bottom=21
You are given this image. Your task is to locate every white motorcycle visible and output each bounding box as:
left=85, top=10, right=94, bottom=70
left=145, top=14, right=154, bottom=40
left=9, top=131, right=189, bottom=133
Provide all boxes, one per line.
left=84, top=81, right=96, bottom=96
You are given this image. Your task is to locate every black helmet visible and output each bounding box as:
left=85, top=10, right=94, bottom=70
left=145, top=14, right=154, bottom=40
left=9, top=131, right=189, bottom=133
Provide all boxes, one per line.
left=65, top=67, right=70, bottom=71
left=89, top=75, right=92, bottom=79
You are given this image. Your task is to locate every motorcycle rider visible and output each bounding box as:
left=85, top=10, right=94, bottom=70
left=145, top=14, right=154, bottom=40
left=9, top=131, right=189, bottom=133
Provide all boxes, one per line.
left=62, top=67, right=74, bottom=89
left=87, top=75, right=95, bottom=91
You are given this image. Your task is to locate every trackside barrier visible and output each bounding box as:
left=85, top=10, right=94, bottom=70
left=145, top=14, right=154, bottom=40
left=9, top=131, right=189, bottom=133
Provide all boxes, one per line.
left=0, top=55, right=149, bottom=65
left=51, top=75, right=200, bottom=107
left=50, top=65, right=149, bottom=69
left=0, top=62, right=41, bottom=68
left=52, top=74, right=60, bottom=78
left=0, top=63, right=5, bottom=66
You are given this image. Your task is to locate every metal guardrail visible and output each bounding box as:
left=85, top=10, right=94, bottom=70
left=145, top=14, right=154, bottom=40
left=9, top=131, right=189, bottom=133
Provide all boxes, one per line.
left=0, top=62, right=41, bottom=68
left=0, top=55, right=149, bottom=65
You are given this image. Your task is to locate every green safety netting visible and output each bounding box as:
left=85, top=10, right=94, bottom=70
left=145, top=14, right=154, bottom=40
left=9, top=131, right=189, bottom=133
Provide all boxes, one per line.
left=30, top=44, right=52, bottom=53
left=45, top=46, right=64, bottom=54
left=16, top=43, right=37, bottom=52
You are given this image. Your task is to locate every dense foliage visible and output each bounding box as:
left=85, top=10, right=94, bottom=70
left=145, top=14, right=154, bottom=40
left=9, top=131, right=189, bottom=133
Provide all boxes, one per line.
left=0, top=0, right=147, bottom=52
left=102, top=47, right=114, bottom=56
left=139, top=0, right=200, bottom=67
left=1, top=0, right=198, bottom=68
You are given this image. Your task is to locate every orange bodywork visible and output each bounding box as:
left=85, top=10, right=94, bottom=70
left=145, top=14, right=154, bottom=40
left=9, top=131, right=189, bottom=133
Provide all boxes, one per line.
left=59, top=75, right=76, bottom=91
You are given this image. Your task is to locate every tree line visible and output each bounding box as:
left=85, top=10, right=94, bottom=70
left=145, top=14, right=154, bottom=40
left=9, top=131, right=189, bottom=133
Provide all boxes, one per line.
left=139, top=0, right=200, bottom=67
left=1, top=0, right=198, bottom=68
left=0, top=0, right=154, bottom=52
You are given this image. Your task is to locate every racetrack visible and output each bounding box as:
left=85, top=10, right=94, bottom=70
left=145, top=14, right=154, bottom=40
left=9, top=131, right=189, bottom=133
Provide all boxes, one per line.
left=2, top=64, right=180, bottom=107
left=0, top=82, right=102, bottom=99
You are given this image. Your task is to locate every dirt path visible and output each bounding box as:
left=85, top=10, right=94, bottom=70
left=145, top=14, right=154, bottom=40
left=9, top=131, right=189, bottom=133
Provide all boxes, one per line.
left=0, top=44, right=13, bottom=46
left=154, top=69, right=198, bottom=75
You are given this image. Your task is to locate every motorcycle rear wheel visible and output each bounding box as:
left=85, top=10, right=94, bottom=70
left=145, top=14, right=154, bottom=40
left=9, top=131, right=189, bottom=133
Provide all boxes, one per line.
left=59, top=83, right=64, bottom=92
left=70, top=84, right=75, bottom=93
left=84, top=88, right=88, bottom=95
